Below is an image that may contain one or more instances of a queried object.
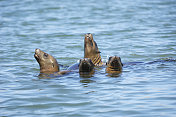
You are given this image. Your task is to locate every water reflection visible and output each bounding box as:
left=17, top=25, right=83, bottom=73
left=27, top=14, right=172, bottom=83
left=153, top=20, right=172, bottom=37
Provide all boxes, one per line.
left=79, top=71, right=95, bottom=78
left=106, top=72, right=122, bottom=77
left=80, top=78, right=95, bottom=87
left=1, top=0, right=176, bottom=116
left=38, top=73, right=61, bottom=79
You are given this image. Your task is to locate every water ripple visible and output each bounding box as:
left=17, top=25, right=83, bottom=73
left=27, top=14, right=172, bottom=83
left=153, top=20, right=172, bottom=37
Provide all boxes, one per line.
left=0, top=0, right=176, bottom=116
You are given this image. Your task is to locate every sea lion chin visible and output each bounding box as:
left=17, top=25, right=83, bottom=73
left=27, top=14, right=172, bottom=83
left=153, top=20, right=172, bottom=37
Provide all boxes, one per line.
left=34, top=48, right=59, bottom=73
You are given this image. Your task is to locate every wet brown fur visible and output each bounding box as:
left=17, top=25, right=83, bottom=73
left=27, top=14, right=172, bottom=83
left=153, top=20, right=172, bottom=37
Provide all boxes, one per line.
left=34, top=49, right=69, bottom=75
left=84, top=33, right=103, bottom=66
left=106, top=56, right=123, bottom=74
left=79, top=58, right=94, bottom=73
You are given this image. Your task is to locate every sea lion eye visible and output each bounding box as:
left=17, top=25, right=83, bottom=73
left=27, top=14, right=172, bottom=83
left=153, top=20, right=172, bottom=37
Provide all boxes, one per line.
left=44, top=53, right=48, bottom=57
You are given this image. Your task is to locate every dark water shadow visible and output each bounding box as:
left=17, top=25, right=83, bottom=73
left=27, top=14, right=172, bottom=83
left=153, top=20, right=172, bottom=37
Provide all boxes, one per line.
left=79, top=72, right=94, bottom=78
left=79, top=71, right=96, bottom=87
left=37, top=73, right=61, bottom=79
left=147, top=57, right=176, bottom=64
left=79, top=71, right=95, bottom=86
left=106, top=72, right=122, bottom=78
left=80, top=78, right=96, bottom=87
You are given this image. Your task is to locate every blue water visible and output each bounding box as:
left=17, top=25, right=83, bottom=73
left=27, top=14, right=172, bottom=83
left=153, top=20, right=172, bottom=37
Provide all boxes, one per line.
left=0, top=0, right=176, bottom=116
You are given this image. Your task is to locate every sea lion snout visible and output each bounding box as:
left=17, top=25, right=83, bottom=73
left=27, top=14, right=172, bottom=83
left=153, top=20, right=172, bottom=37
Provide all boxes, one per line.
left=85, top=33, right=93, bottom=40
left=35, top=48, right=41, bottom=54
left=110, top=56, right=121, bottom=67
left=86, top=35, right=90, bottom=39
left=34, top=48, right=40, bottom=60
left=34, top=48, right=40, bottom=58
left=85, top=34, right=92, bottom=44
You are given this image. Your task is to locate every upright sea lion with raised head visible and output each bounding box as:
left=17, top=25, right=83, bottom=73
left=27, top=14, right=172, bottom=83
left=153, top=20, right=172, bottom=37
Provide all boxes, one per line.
left=34, top=48, right=69, bottom=75
left=106, top=56, right=123, bottom=74
left=84, top=33, right=103, bottom=66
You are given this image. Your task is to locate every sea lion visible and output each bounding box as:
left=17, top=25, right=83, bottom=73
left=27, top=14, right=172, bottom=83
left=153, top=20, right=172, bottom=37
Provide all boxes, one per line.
left=34, top=48, right=59, bottom=73
left=34, top=48, right=69, bottom=75
left=106, top=56, right=123, bottom=74
left=84, top=33, right=103, bottom=66
left=66, top=58, right=95, bottom=77
left=79, top=58, right=94, bottom=73
left=79, top=58, right=95, bottom=77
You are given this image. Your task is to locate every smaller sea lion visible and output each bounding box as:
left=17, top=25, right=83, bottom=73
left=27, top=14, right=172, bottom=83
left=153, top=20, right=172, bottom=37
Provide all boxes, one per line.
left=79, top=58, right=95, bottom=77
left=79, top=58, right=95, bottom=73
left=84, top=33, right=103, bottom=66
left=34, top=49, right=69, bottom=75
left=106, top=56, right=123, bottom=74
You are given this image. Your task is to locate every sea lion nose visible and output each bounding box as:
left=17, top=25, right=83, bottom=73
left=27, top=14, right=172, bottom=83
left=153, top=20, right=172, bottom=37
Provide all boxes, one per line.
left=35, top=48, right=41, bottom=54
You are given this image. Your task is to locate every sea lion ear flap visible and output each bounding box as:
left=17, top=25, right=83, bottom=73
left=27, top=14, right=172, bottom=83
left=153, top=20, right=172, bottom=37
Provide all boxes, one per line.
left=119, top=57, right=123, bottom=66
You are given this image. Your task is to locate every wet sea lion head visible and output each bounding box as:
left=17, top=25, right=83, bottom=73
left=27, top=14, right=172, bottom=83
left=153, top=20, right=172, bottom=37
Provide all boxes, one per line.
left=34, top=48, right=59, bottom=73
left=84, top=33, right=101, bottom=58
left=106, top=56, right=123, bottom=73
left=84, top=33, right=102, bottom=66
left=79, top=58, right=94, bottom=73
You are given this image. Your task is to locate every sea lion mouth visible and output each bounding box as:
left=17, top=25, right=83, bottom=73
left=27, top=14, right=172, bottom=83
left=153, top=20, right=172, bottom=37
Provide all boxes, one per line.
left=34, top=54, right=39, bottom=59
left=80, top=65, right=91, bottom=72
left=109, top=67, right=120, bottom=71
left=109, top=61, right=121, bottom=71
left=34, top=53, right=41, bottom=64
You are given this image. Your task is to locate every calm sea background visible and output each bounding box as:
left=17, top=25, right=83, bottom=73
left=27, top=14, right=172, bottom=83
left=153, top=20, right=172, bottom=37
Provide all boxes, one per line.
left=0, top=0, right=176, bottom=116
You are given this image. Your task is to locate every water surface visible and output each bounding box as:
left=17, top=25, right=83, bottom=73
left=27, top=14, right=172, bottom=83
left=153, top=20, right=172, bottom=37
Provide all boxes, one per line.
left=0, top=0, right=176, bottom=116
